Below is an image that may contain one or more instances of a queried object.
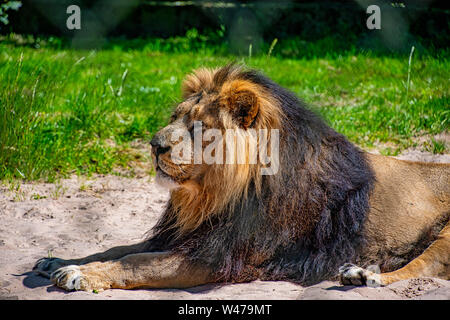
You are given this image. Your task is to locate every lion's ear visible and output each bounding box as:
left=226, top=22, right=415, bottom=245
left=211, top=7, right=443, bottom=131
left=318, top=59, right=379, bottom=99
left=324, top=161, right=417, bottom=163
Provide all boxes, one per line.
left=221, top=80, right=259, bottom=129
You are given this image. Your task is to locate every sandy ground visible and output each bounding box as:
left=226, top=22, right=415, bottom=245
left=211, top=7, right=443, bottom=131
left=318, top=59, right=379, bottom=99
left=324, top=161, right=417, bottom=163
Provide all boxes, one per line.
left=0, top=151, right=449, bottom=300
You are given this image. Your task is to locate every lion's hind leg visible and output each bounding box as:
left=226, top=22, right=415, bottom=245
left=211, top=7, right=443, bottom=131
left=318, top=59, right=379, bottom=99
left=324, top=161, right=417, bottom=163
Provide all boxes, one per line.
left=340, top=221, right=450, bottom=287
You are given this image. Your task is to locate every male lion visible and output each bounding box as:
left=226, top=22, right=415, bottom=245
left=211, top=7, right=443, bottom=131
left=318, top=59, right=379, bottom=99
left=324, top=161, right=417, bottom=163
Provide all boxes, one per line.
left=34, top=65, right=449, bottom=292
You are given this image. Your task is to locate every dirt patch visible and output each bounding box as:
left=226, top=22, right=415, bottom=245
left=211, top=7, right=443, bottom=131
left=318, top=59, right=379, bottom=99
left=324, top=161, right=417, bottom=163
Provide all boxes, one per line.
left=389, top=278, right=442, bottom=299
left=368, top=132, right=450, bottom=161
left=394, top=149, right=450, bottom=163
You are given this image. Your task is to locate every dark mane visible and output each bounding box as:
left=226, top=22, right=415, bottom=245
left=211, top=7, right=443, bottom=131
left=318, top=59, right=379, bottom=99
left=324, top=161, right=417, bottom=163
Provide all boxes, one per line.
left=146, top=66, right=375, bottom=285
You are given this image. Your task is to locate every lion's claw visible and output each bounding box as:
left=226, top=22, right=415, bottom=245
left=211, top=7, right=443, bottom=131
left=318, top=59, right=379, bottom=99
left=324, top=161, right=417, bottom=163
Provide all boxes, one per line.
left=51, top=265, right=87, bottom=291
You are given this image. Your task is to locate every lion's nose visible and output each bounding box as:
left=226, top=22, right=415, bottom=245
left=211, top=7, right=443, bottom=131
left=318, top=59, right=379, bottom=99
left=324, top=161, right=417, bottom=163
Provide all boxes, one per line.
left=150, top=136, right=171, bottom=156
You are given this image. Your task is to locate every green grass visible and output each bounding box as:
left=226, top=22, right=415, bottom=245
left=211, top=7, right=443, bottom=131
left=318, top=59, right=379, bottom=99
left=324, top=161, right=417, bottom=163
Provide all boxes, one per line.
left=0, top=33, right=448, bottom=181
left=424, top=139, right=447, bottom=155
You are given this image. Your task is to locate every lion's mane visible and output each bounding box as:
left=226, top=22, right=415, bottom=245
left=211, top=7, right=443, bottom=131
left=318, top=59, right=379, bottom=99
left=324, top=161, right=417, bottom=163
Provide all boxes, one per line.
left=146, top=65, right=375, bottom=285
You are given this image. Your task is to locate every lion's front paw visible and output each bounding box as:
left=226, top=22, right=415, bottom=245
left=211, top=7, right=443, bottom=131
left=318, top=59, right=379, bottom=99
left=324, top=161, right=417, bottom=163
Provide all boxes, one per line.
left=50, top=265, right=110, bottom=292
left=51, top=265, right=90, bottom=291
left=33, top=257, right=71, bottom=278
left=339, top=263, right=382, bottom=287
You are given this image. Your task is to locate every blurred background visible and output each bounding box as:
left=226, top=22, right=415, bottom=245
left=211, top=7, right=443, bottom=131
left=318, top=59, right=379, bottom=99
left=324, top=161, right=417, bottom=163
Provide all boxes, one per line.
left=0, top=0, right=448, bottom=181
left=2, top=0, right=449, bottom=53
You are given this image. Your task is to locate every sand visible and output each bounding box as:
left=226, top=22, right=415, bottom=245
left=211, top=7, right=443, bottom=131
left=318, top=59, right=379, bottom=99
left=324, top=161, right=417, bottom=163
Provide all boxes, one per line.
left=0, top=151, right=449, bottom=300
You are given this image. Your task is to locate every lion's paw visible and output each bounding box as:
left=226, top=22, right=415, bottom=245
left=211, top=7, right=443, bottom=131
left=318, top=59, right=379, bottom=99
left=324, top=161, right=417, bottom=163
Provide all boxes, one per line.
left=50, top=265, right=90, bottom=291
left=339, top=263, right=382, bottom=287
left=33, top=258, right=71, bottom=278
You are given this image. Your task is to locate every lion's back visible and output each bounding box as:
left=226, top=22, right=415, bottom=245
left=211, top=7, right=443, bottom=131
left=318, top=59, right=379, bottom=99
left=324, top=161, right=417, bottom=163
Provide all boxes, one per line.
left=362, top=153, right=449, bottom=271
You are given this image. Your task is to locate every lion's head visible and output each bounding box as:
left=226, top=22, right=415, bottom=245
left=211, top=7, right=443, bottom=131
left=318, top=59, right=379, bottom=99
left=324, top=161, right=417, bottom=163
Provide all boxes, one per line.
left=150, top=65, right=283, bottom=233
left=148, top=64, right=375, bottom=285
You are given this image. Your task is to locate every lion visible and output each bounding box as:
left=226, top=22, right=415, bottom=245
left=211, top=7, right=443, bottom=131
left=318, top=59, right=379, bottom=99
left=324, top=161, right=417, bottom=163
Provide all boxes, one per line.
left=33, top=64, right=449, bottom=292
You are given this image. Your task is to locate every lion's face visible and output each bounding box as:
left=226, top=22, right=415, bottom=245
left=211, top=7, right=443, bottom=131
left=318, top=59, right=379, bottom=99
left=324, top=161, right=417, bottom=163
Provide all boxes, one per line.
left=150, top=66, right=281, bottom=190
left=150, top=90, right=222, bottom=187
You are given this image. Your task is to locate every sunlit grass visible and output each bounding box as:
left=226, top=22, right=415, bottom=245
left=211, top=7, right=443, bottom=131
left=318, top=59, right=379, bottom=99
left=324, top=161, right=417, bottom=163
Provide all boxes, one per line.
left=0, top=34, right=448, bottom=181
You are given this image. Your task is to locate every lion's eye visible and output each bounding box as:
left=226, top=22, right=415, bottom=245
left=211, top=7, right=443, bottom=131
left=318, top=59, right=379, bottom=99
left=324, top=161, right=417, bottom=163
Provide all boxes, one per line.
left=188, top=123, right=206, bottom=138
left=194, top=92, right=203, bottom=104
